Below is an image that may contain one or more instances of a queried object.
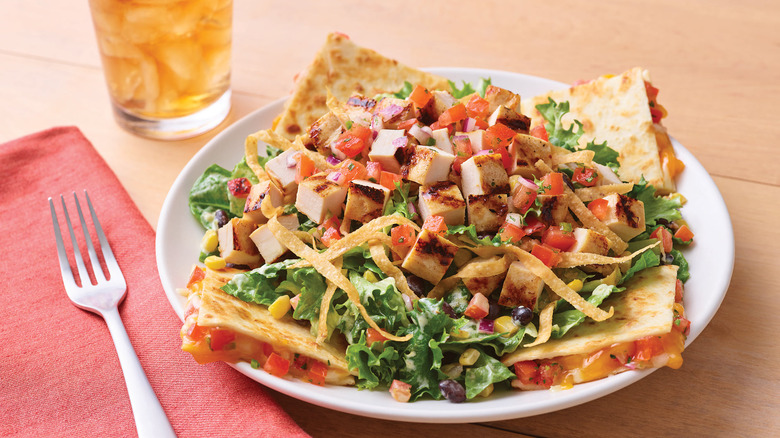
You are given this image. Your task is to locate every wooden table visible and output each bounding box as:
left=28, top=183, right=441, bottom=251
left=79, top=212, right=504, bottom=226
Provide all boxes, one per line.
left=2, top=0, right=777, bottom=436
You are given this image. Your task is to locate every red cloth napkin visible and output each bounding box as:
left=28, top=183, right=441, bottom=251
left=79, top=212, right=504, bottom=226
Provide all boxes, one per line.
left=0, top=127, right=310, bottom=438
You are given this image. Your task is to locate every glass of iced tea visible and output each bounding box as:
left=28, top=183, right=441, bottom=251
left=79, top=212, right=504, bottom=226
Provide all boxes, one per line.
left=88, top=0, right=232, bottom=140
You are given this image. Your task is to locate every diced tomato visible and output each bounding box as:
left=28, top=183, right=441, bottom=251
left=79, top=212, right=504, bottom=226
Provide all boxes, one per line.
left=263, top=352, right=290, bottom=377
left=675, top=279, right=684, bottom=303
left=333, top=133, right=364, bottom=158
left=186, top=266, right=205, bottom=288
left=650, top=226, right=674, bottom=253
left=339, top=159, right=368, bottom=183
left=290, top=294, right=301, bottom=310
left=633, top=336, right=664, bottom=362
left=674, top=224, right=694, bottom=243
left=531, top=242, right=561, bottom=267
left=535, top=361, right=563, bottom=388
left=539, top=172, right=564, bottom=196
left=209, top=329, right=236, bottom=351
left=185, top=322, right=207, bottom=341
left=513, top=361, right=538, bottom=384
left=498, top=223, right=525, bottom=244
left=397, top=118, right=419, bottom=132
left=465, top=94, right=490, bottom=119
left=485, top=123, right=516, bottom=149
left=321, top=227, right=341, bottom=247
left=572, top=167, right=599, bottom=187
left=295, top=153, right=315, bottom=183
left=464, top=292, right=490, bottom=319
left=307, top=360, right=329, bottom=386
left=379, top=171, right=403, bottom=191
left=389, top=379, right=412, bottom=403
left=645, top=82, right=660, bottom=101
left=438, top=103, right=467, bottom=126
left=650, top=107, right=664, bottom=124
left=227, top=178, right=252, bottom=198
left=452, top=135, right=473, bottom=158
left=473, top=118, right=489, bottom=130
left=261, top=342, right=274, bottom=357
left=452, top=156, right=467, bottom=174
left=530, top=124, right=548, bottom=141
left=366, top=327, right=388, bottom=346
left=587, top=198, right=610, bottom=221
left=673, top=313, right=691, bottom=336
left=409, top=85, right=432, bottom=108
left=494, top=146, right=514, bottom=172
left=391, top=224, right=416, bottom=247
left=366, top=161, right=382, bottom=183
left=422, top=215, right=448, bottom=235
left=512, top=185, right=538, bottom=214
left=318, top=215, right=341, bottom=233
left=522, top=215, right=547, bottom=236
left=542, top=226, right=576, bottom=252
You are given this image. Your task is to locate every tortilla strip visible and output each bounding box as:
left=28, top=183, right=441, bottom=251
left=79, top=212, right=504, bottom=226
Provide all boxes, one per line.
left=267, top=217, right=412, bottom=342
left=523, top=302, right=555, bottom=347
left=316, top=259, right=341, bottom=344
left=274, top=33, right=451, bottom=140
left=368, top=240, right=416, bottom=300
left=551, top=150, right=594, bottom=166
left=557, top=241, right=659, bottom=268
left=522, top=67, right=675, bottom=193
left=426, top=254, right=513, bottom=299
left=192, top=268, right=356, bottom=385
left=574, top=183, right=634, bottom=202
left=502, top=265, right=678, bottom=365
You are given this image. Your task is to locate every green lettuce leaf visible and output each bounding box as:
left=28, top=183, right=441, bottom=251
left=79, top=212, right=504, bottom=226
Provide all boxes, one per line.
left=535, top=98, right=584, bottom=151
left=670, top=248, right=690, bottom=282
left=584, top=139, right=620, bottom=171
left=345, top=333, right=403, bottom=389
left=448, top=77, right=492, bottom=99
left=336, top=271, right=409, bottom=344
left=551, top=284, right=623, bottom=338
left=228, top=158, right=260, bottom=217
left=220, top=259, right=300, bottom=305
left=188, top=164, right=232, bottom=229
left=383, top=182, right=418, bottom=220
left=619, top=250, right=661, bottom=285
left=627, top=177, right=682, bottom=227
left=463, top=348, right=515, bottom=399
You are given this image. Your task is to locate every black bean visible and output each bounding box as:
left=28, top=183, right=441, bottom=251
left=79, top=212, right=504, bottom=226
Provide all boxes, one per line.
left=439, top=379, right=466, bottom=403
left=406, top=275, right=431, bottom=297
left=441, top=301, right=457, bottom=318
left=214, top=209, right=229, bottom=228
left=661, top=252, right=675, bottom=265
left=487, top=301, right=500, bottom=320
left=511, top=306, right=533, bottom=326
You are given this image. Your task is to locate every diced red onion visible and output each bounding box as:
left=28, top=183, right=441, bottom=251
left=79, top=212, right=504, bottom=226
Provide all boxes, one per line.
left=474, top=149, right=492, bottom=156
left=478, top=319, right=494, bottom=334
left=517, top=176, right=538, bottom=190
left=402, top=294, right=414, bottom=311
left=408, top=202, right=418, bottom=219
left=327, top=171, right=345, bottom=184
left=326, top=155, right=342, bottom=166
left=462, top=118, right=478, bottom=132
left=286, top=153, right=298, bottom=168
left=392, top=136, right=408, bottom=149
left=379, top=104, right=403, bottom=121
left=505, top=213, right=523, bottom=227
left=370, top=116, right=384, bottom=139
left=421, top=126, right=433, bottom=136
left=408, top=124, right=431, bottom=144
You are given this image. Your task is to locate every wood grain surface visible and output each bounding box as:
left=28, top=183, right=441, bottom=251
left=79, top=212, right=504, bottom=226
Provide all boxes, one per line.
left=2, top=1, right=777, bottom=436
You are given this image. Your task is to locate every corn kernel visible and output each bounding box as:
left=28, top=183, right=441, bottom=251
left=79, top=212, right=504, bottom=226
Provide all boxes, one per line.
left=268, top=295, right=291, bottom=319
left=450, top=327, right=471, bottom=339
left=441, top=363, right=463, bottom=379
left=567, top=279, right=583, bottom=292
left=459, top=348, right=480, bottom=366
left=363, top=270, right=379, bottom=283
left=204, top=255, right=226, bottom=270
left=201, top=229, right=219, bottom=253
left=478, top=383, right=494, bottom=398
left=669, top=193, right=687, bottom=206
left=494, top=315, right=518, bottom=337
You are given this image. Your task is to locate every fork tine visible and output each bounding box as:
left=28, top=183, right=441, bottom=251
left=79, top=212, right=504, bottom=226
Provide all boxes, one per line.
left=60, top=194, right=92, bottom=286
left=49, top=197, right=79, bottom=290
left=84, top=190, right=124, bottom=283
left=73, top=191, right=107, bottom=282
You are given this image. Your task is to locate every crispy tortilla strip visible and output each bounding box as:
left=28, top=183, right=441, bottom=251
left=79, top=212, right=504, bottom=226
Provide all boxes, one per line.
left=426, top=254, right=512, bottom=298
left=244, top=137, right=269, bottom=182
left=557, top=241, right=659, bottom=268
left=369, top=240, right=416, bottom=299
left=193, top=269, right=356, bottom=385
left=551, top=150, right=594, bottom=166
left=273, top=33, right=450, bottom=140
left=523, top=302, right=555, bottom=347
left=316, top=259, right=341, bottom=344
left=502, top=265, right=678, bottom=365
left=267, top=217, right=412, bottom=342
left=522, top=67, right=675, bottom=193
left=574, top=183, right=634, bottom=202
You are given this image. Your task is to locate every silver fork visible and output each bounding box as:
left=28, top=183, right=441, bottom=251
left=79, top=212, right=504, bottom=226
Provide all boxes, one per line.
left=50, top=190, right=176, bottom=438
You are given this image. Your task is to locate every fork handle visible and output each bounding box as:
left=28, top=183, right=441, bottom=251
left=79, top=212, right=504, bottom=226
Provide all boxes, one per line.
left=103, top=307, right=177, bottom=438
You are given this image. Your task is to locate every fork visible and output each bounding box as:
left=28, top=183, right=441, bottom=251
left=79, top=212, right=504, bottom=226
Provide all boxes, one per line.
left=50, top=190, right=176, bottom=438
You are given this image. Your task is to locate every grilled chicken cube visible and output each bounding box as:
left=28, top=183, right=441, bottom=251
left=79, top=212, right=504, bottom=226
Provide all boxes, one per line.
left=304, top=111, right=344, bottom=155
left=402, top=146, right=455, bottom=185
left=460, top=153, right=509, bottom=198
left=368, top=129, right=406, bottom=173
left=484, top=85, right=522, bottom=114
left=418, top=181, right=466, bottom=226
left=344, top=179, right=391, bottom=223
left=467, top=193, right=508, bottom=233
left=217, top=217, right=260, bottom=267
left=570, top=228, right=610, bottom=255
left=401, top=229, right=459, bottom=284
left=375, top=97, right=416, bottom=127
left=265, top=149, right=300, bottom=195
left=538, top=194, right=569, bottom=225
left=249, top=214, right=300, bottom=264
left=295, top=172, right=348, bottom=224
left=509, top=134, right=553, bottom=179
left=430, top=90, right=459, bottom=119
left=466, top=130, right=487, bottom=153
left=599, top=193, right=646, bottom=241
left=460, top=256, right=507, bottom=297
left=431, top=128, right=455, bottom=155
left=498, top=261, right=543, bottom=309
left=243, top=180, right=283, bottom=224
left=486, top=105, right=531, bottom=133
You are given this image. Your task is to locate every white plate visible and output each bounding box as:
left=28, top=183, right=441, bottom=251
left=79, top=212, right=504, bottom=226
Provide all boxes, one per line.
left=156, top=68, right=734, bottom=423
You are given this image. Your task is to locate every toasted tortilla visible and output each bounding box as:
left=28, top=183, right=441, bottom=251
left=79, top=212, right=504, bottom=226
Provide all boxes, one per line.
left=194, top=269, right=356, bottom=385
left=501, top=265, right=678, bottom=364
left=273, top=33, right=450, bottom=139
left=521, top=67, right=675, bottom=193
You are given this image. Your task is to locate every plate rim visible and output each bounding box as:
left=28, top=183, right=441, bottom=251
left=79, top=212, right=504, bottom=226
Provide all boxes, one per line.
left=155, top=67, right=735, bottom=423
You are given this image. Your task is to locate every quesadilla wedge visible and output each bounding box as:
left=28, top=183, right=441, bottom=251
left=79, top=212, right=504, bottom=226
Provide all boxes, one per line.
left=522, top=67, right=683, bottom=194
left=180, top=267, right=356, bottom=386
left=272, top=32, right=450, bottom=140
left=502, top=265, right=686, bottom=389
